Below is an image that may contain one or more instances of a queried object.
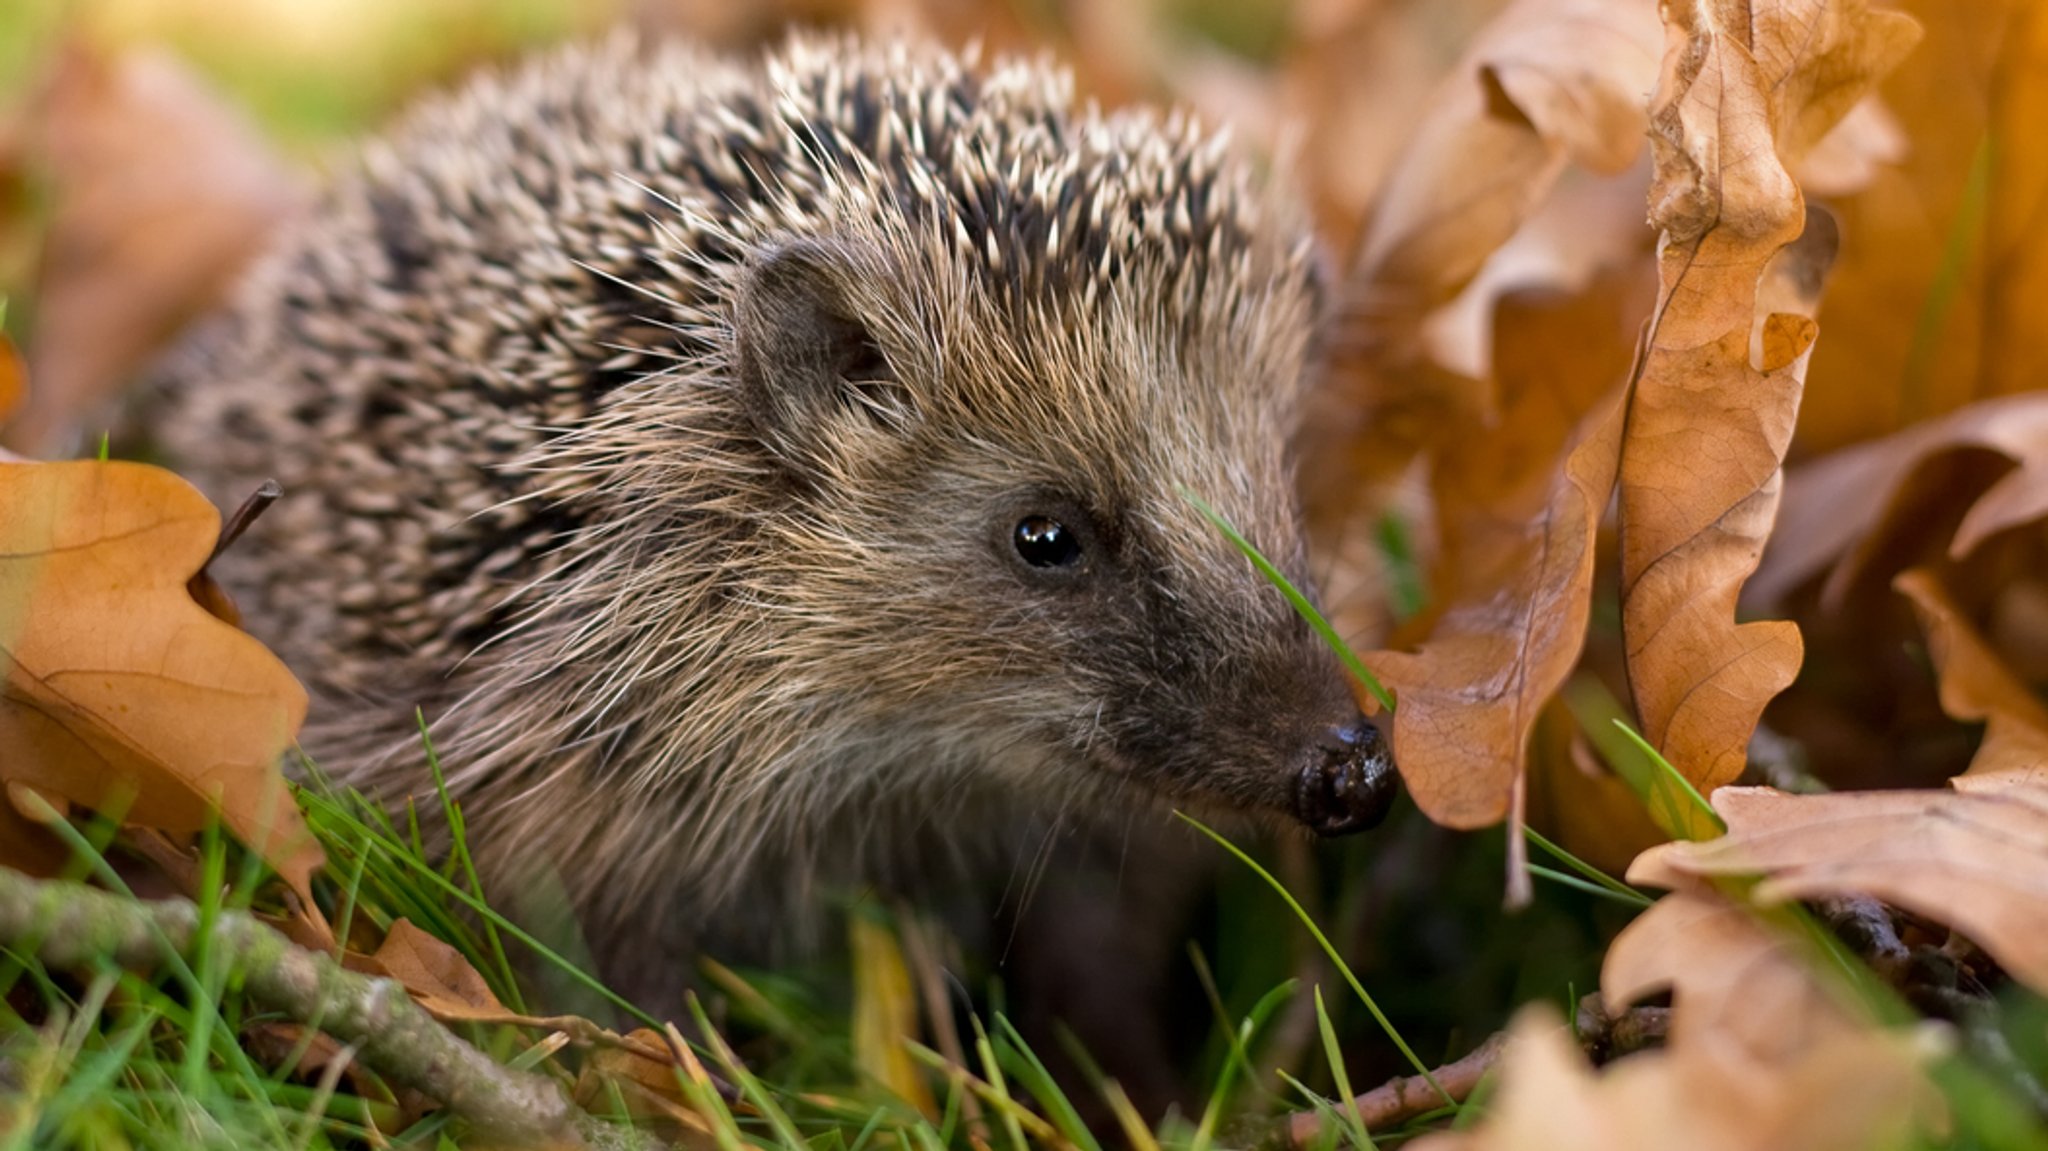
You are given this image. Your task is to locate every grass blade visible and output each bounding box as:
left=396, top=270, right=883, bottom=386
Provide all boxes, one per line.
left=1177, top=814, right=1449, bottom=1107
left=1179, top=487, right=1395, bottom=712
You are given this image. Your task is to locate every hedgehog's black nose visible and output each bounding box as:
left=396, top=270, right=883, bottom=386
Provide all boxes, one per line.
left=1293, top=719, right=1398, bottom=836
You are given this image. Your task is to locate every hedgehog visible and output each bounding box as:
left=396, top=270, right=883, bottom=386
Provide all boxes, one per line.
left=146, top=33, right=1396, bottom=1001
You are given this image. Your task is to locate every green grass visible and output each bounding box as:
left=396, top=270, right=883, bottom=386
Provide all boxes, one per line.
left=1179, top=486, right=1396, bottom=712
left=5, top=495, right=2038, bottom=1151
left=1, top=700, right=1645, bottom=1151
left=5, top=403, right=2039, bottom=1151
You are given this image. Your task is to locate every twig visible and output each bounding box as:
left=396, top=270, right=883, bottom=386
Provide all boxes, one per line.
left=1285, top=1030, right=1507, bottom=1146
left=0, top=869, right=648, bottom=1149
left=1285, top=1001, right=1675, bottom=1146
left=1573, top=996, right=1670, bottom=1064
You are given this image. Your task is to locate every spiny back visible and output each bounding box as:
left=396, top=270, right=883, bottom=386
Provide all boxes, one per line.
left=148, top=33, right=1341, bottom=959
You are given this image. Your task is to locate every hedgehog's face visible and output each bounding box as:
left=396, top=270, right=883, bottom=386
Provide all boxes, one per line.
left=731, top=235, right=1397, bottom=838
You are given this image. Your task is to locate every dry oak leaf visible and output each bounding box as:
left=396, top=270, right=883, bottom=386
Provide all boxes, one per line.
left=1408, top=1002, right=1933, bottom=1151
left=1297, top=0, right=1657, bottom=576
left=348, top=925, right=703, bottom=1113
left=1349, top=0, right=1661, bottom=340
left=1632, top=783, right=2048, bottom=995
left=347, top=919, right=505, bottom=1021
left=1895, top=566, right=2048, bottom=784
left=1371, top=277, right=1640, bottom=831
left=1751, top=393, right=2048, bottom=609
left=1619, top=0, right=1917, bottom=798
left=1275, top=0, right=1513, bottom=252
left=0, top=460, right=318, bottom=904
left=243, top=1021, right=436, bottom=1133
left=571, top=1027, right=717, bottom=1130
left=0, top=332, right=25, bottom=430
left=1601, top=889, right=1869, bottom=1063
left=2, top=41, right=305, bottom=457
left=1644, top=0, right=1921, bottom=243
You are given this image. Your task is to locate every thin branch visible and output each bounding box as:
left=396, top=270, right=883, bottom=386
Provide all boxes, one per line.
left=1573, top=996, right=1670, bottom=1065
left=0, top=869, right=648, bottom=1149
left=1286, top=1029, right=1506, bottom=1147
left=1285, top=1002, right=1674, bottom=1146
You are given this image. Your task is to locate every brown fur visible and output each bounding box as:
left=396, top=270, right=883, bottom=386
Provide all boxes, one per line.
left=146, top=34, right=1385, bottom=993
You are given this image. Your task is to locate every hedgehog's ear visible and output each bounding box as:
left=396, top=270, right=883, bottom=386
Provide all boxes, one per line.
left=733, top=239, right=906, bottom=464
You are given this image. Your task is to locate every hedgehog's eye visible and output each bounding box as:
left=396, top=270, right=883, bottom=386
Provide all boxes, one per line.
left=1014, top=516, right=1082, bottom=569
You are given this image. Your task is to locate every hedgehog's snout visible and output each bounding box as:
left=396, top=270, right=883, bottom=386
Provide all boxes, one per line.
left=1292, top=718, right=1398, bottom=836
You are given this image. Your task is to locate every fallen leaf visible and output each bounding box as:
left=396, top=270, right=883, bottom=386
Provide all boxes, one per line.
left=0, top=782, right=71, bottom=877
left=349, top=919, right=505, bottom=1019
left=1299, top=0, right=1658, bottom=628
left=1371, top=276, right=1640, bottom=830
left=1278, top=0, right=1515, bottom=254
left=850, top=914, right=937, bottom=1115
left=1419, top=161, right=1654, bottom=383
left=1407, top=1002, right=1933, bottom=1151
left=1619, top=0, right=1917, bottom=795
left=4, top=41, right=304, bottom=456
left=1751, top=2, right=1925, bottom=171
left=1601, top=890, right=1868, bottom=1062
left=571, top=1027, right=716, bottom=1134
left=1751, top=393, right=2048, bottom=609
left=0, top=329, right=24, bottom=428
left=1423, top=880, right=1935, bottom=1149
left=0, top=460, right=319, bottom=916
left=1632, top=784, right=2048, bottom=995
left=1895, top=566, right=2048, bottom=783
left=1349, top=0, right=1661, bottom=343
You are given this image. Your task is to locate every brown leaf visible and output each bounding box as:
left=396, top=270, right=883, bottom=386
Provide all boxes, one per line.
left=0, top=782, right=71, bottom=876
left=1300, top=0, right=1658, bottom=585
left=0, top=460, right=319, bottom=912
left=1633, top=784, right=2048, bottom=995
left=5, top=41, right=304, bottom=456
left=1349, top=0, right=1661, bottom=339
left=1757, top=2, right=1923, bottom=169
left=1418, top=162, right=1655, bottom=383
left=571, top=1027, right=717, bottom=1134
left=1752, top=393, right=2048, bottom=609
left=1423, top=879, right=1934, bottom=1150
left=1895, top=566, right=2048, bottom=783
left=244, top=1020, right=438, bottom=1133
left=850, top=914, right=937, bottom=1114
left=1619, top=0, right=1916, bottom=795
left=0, top=331, right=25, bottom=429
left=1407, top=1002, right=1932, bottom=1151
left=350, top=919, right=504, bottom=1020
left=1277, top=0, right=1514, bottom=254
left=1370, top=277, right=1640, bottom=829
left=1601, top=890, right=1867, bottom=1062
